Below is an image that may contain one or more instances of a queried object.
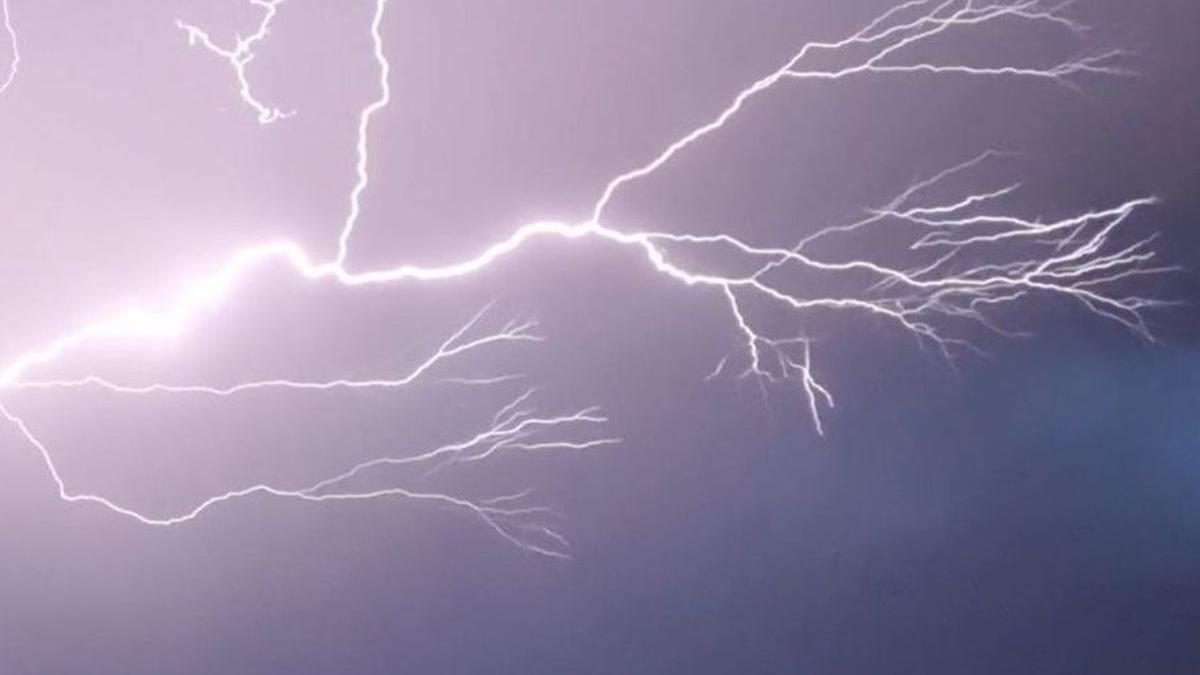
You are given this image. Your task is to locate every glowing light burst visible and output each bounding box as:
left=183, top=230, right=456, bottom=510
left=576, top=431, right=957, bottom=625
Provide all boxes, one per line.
left=0, top=0, right=1174, bottom=557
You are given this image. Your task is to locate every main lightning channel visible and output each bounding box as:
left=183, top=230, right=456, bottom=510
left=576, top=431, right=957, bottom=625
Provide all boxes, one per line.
left=0, top=0, right=1173, bottom=555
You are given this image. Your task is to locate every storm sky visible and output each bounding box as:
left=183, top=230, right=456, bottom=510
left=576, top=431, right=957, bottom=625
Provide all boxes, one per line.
left=1, top=1, right=1198, bottom=673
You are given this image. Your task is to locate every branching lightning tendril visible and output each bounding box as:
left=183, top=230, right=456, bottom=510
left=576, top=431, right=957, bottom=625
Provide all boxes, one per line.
left=176, top=0, right=293, bottom=124
left=0, top=0, right=1173, bottom=557
left=0, top=0, right=17, bottom=95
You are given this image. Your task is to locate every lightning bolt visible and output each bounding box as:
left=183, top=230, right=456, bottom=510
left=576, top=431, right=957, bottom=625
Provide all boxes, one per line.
left=176, top=0, right=294, bottom=124
left=0, top=0, right=1175, bottom=557
left=335, top=0, right=391, bottom=267
left=0, top=0, right=17, bottom=95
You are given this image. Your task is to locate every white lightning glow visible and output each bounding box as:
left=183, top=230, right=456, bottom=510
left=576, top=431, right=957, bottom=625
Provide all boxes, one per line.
left=0, top=0, right=1173, bottom=556
left=0, top=0, right=17, bottom=95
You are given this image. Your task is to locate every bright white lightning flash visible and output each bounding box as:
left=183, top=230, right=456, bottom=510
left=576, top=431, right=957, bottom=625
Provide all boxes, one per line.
left=0, top=0, right=1175, bottom=557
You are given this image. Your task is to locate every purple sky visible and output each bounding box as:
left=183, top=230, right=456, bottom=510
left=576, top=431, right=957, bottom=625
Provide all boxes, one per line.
left=1, top=1, right=1198, bottom=672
